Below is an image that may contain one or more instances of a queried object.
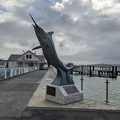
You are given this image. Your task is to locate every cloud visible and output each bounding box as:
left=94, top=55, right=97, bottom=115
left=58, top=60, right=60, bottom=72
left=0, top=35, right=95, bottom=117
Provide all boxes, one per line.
left=0, top=0, right=120, bottom=64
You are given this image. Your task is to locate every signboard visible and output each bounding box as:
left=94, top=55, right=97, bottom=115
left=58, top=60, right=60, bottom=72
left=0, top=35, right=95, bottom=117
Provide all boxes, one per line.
left=63, top=86, right=79, bottom=95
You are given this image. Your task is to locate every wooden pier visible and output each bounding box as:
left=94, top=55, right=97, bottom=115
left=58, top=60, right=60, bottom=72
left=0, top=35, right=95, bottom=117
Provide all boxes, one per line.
left=73, top=65, right=120, bottom=78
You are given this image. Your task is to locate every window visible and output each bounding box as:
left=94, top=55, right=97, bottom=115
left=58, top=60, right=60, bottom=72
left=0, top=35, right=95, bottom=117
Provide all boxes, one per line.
left=0, top=62, right=4, bottom=65
left=29, top=55, right=32, bottom=59
left=26, top=55, right=32, bottom=59
left=21, top=57, right=25, bottom=60
left=18, top=62, right=23, bottom=67
left=26, top=55, right=28, bottom=59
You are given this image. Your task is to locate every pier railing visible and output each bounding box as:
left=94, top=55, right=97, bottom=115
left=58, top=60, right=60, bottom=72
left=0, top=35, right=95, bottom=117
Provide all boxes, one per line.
left=0, top=67, right=38, bottom=80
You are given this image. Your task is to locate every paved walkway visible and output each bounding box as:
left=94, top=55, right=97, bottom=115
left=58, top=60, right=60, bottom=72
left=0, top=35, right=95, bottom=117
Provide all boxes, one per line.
left=0, top=70, right=47, bottom=119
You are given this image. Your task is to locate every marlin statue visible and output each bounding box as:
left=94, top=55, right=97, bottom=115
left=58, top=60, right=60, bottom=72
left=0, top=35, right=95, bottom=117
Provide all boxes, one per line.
left=30, top=14, right=76, bottom=86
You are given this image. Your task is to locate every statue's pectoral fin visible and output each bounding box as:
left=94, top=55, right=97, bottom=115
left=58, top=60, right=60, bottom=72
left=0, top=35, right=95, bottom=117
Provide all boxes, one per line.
left=32, top=46, right=41, bottom=50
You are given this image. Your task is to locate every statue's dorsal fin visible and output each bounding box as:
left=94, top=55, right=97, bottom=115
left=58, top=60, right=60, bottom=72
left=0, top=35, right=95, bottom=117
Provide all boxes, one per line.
left=32, top=46, right=41, bottom=50
left=47, top=31, right=54, bottom=36
left=47, top=31, right=54, bottom=47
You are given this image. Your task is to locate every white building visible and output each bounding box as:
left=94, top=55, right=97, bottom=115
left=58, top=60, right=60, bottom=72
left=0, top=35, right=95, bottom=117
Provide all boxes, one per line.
left=0, top=59, right=7, bottom=68
left=8, top=50, right=46, bottom=69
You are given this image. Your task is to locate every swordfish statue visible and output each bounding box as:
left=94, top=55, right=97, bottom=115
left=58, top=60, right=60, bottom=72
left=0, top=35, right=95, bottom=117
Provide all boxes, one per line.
left=30, top=14, right=76, bottom=86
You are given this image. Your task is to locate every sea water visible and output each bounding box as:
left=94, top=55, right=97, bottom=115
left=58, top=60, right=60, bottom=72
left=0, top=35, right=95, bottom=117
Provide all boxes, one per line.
left=73, top=75, right=120, bottom=106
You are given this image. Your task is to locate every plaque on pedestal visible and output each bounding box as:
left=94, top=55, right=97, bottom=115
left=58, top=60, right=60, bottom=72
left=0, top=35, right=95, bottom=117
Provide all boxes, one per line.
left=45, top=84, right=83, bottom=105
left=47, top=86, right=56, bottom=96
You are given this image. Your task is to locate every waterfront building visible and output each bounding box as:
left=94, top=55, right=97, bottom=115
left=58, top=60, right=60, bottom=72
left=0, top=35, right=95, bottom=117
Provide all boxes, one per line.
left=8, top=50, right=45, bottom=69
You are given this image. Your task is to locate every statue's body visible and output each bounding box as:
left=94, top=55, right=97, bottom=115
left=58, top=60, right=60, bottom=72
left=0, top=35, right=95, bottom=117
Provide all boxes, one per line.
left=30, top=14, right=76, bottom=86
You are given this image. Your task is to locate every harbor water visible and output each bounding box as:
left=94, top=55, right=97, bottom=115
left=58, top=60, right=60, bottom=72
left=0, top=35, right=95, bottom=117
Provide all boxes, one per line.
left=73, top=75, right=120, bottom=106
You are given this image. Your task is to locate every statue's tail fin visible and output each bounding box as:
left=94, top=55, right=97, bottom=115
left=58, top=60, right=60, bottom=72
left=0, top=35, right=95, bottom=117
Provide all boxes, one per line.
left=66, top=66, right=77, bottom=84
left=67, top=66, right=77, bottom=74
left=51, top=66, right=76, bottom=86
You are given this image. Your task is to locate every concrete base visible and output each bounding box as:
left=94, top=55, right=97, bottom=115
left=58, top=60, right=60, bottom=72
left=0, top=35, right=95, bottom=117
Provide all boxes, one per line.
left=45, top=84, right=83, bottom=104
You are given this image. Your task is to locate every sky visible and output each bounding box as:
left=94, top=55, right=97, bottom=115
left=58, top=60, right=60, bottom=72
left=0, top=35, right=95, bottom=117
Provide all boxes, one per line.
left=0, top=0, right=120, bottom=65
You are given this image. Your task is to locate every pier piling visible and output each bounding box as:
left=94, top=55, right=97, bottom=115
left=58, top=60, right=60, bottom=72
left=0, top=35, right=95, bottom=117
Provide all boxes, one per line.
left=115, top=66, right=118, bottom=77
left=89, top=66, right=92, bottom=77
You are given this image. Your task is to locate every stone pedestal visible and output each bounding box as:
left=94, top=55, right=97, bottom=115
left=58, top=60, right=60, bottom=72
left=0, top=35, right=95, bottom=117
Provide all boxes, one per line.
left=45, top=84, right=83, bottom=104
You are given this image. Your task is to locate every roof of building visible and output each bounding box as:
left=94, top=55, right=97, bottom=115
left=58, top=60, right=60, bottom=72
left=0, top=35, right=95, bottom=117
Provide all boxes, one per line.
left=37, top=55, right=45, bottom=61
left=0, top=59, right=7, bottom=61
left=8, top=51, right=45, bottom=61
left=8, top=54, right=20, bottom=61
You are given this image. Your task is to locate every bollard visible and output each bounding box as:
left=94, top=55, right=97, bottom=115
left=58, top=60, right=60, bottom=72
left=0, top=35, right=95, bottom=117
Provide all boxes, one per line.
left=80, top=77, right=84, bottom=91
left=105, top=79, right=109, bottom=104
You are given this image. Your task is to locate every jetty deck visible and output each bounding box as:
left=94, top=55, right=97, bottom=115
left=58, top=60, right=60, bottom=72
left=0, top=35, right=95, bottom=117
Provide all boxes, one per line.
left=73, top=65, right=120, bottom=78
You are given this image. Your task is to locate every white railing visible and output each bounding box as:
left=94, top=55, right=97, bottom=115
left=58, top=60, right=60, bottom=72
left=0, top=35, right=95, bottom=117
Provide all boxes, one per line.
left=0, top=67, right=38, bottom=80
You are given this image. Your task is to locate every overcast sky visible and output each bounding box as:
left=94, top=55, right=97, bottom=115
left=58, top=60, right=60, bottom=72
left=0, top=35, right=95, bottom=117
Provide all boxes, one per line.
left=0, top=0, right=120, bottom=65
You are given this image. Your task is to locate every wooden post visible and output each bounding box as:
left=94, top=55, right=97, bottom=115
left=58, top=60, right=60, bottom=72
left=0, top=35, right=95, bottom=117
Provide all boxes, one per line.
left=89, top=65, right=92, bottom=76
left=115, top=66, right=118, bottom=77
left=112, top=66, right=114, bottom=78
left=80, top=77, right=84, bottom=91
left=81, top=65, right=83, bottom=75
left=102, top=67, right=103, bottom=75
left=93, top=66, right=94, bottom=71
